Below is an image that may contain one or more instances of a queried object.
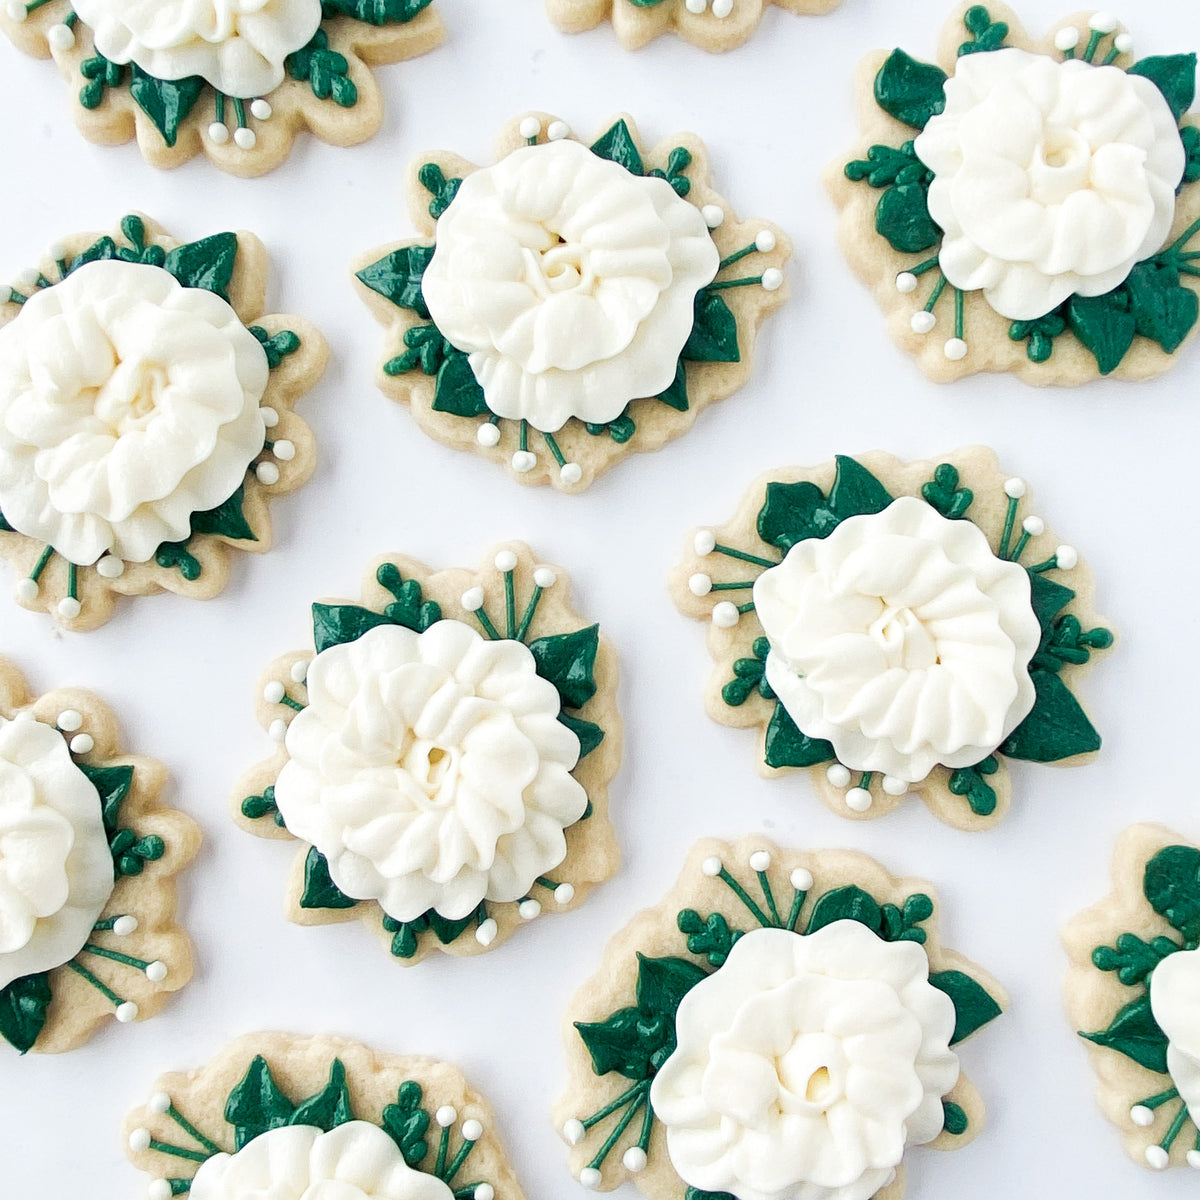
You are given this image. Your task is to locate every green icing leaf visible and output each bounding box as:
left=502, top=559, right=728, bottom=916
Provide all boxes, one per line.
left=921, top=463, right=973, bottom=519
left=69, top=236, right=117, bottom=272
left=1183, top=125, right=1200, bottom=185
left=682, top=290, right=740, bottom=364
left=290, top=1059, right=354, bottom=1131
left=958, top=5, right=1008, bottom=55
left=109, top=827, right=165, bottom=877
left=947, top=755, right=999, bottom=817
left=417, top=163, right=461, bottom=219
left=79, top=52, right=124, bottom=109
left=845, top=141, right=930, bottom=188
left=225, top=1055, right=297, bottom=1150
left=756, top=480, right=838, bottom=552
left=686, top=1191, right=737, bottom=1200
left=828, top=455, right=893, bottom=520
left=929, top=970, right=1003, bottom=1044
left=382, top=904, right=484, bottom=958
left=77, top=762, right=135, bottom=836
left=321, top=0, right=434, bottom=23
left=1128, top=54, right=1197, bottom=122
left=806, top=885, right=883, bottom=936
left=128, top=66, right=204, bottom=148
left=558, top=711, right=605, bottom=759
left=763, top=702, right=835, bottom=769
left=1124, top=260, right=1199, bottom=354
left=0, top=973, right=52, bottom=1054
left=299, top=846, right=358, bottom=910
left=1081, top=993, right=1169, bottom=1074
left=636, top=954, right=708, bottom=1018
left=874, top=180, right=940, bottom=254
left=657, top=360, right=689, bottom=411
left=190, top=485, right=256, bottom=543
left=163, top=233, right=239, bottom=301
left=528, top=624, right=599, bottom=709
left=1066, top=292, right=1136, bottom=376
left=0, top=509, right=12, bottom=532
left=590, top=119, right=644, bottom=175
left=576, top=1006, right=667, bottom=1081
left=356, top=246, right=434, bottom=317
left=873, top=49, right=947, bottom=129
left=1010, top=311, right=1067, bottom=364
left=1027, top=571, right=1075, bottom=631
left=155, top=541, right=202, bottom=582
left=250, top=326, right=302, bottom=370
left=312, top=603, right=393, bottom=653
left=942, top=1100, right=968, bottom=1136
left=1144, top=845, right=1200, bottom=941
left=1000, top=671, right=1101, bottom=763
left=678, top=910, right=742, bottom=968
left=381, top=1081, right=430, bottom=1166
left=377, top=565, right=442, bottom=631
left=431, top=350, right=489, bottom=418
left=723, top=637, right=772, bottom=708
left=286, top=30, right=357, bottom=106
left=1093, top=933, right=1180, bottom=987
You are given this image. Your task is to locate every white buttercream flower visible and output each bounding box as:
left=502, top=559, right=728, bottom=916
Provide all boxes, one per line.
left=650, top=923, right=959, bottom=1200
left=71, top=0, right=322, bottom=98
left=915, top=47, right=1185, bottom=320
left=274, top=621, right=587, bottom=921
left=190, top=1122, right=455, bottom=1200
left=0, top=713, right=114, bottom=989
left=1150, top=947, right=1200, bottom=1125
left=421, top=139, right=719, bottom=433
left=752, top=497, right=1041, bottom=783
left=0, top=260, right=268, bottom=566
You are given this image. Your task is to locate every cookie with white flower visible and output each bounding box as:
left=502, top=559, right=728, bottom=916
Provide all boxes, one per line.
left=556, top=837, right=1005, bottom=1198
left=0, top=213, right=326, bottom=630
left=547, top=0, right=842, bottom=54
left=0, top=658, right=199, bottom=1056
left=354, top=113, right=789, bottom=492
left=828, top=3, right=1200, bottom=382
left=670, top=448, right=1114, bottom=829
left=0, top=0, right=443, bottom=176
left=124, top=1031, right=524, bottom=1200
left=1064, top=824, right=1200, bottom=1172
left=234, top=542, right=621, bottom=963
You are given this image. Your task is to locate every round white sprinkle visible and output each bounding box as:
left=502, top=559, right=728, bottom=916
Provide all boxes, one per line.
left=1022, top=515, right=1045, bottom=537
left=1088, top=11, right=1117, bottom=33
left=685, top=0, right=707, bottom=12
left=5, top=0, right=27, bottom=21
left=1113, top=33, right=1133, bottom=54
left=563, top=1119, right=585, bottom=1146
left=47, top=23, right=74, bottom=51
left=701, top=204, right=724, bottom=229
left=711, top=0, right=733, bottom=16
left=1053, top=25, right=1080, bottom=50
left=476, top=422, right=501, bottom=447
left=145, top=961, right=168, bottom=983
left=749, top=850, right=771, bottom=872
left=462, top=1119, right=484, bottom=1142
left=260, top=406, right=280, bottom=428
left=16, top=267, right=39, bottom=291
left=761, top=268, right=783, bottom=291
left=256, top=461, right=280, bottom=486
left=233, top=126, right=256, bottom=150
left=511, top=449, right=537, bottom=473
left=70, top=733, right=95, bottom=755
left=475, top=918, right=498, bottom=947
left=494, top=550, right=518, bottom=573
left=711, top=601, right=740, bottom=628
left=944, top=337, right=968, bottom=361
left=755, top=230, right=776, bottom=253
left=250, top=98, right=272, bottom=120
left=882, top=775, right=908, bottom=797
left=208, top=121, right=230, bottom=145
left=461, top=587, right=485, bottom=611
left=688, top=573, right=713, bottom=597
left=148, top=1181, right=172, bottom=1200
left=113, top=915, right=138, bottom=936
left=826, top=763, right=852, bottom=789
left=436, top=1106, right=457, bottom=1128
left=290, top=660, right=309, bottom=684
left=474, top=1186, right=496, bottom=1200
left=790, top=867, right=814, bottom=892
left=554, top=883, right=575, bottom=905
left=1187, top=1149, right=1200, bottom=1169
left=47, top=240, right=70, bottom=262
left=269, top=718, right=289, bottom=742
left=896, top=272, right=918, bottom=294
left=273, top=439, right=296, bottom=462
left=1004, top=477, right=1026, bottom=499
left=579, top=1168, right=603, bottom=1190
left=1145, top=1145, right=1169, bottom=1170
left=560, top=462, right=583, bottom=485
left=57, top=709, right=84, bottom=733
left=1130, top=1105, right=1155, bottom=1127
left=701, top=856, right=723, bottom=877
left=14, top=578, right=38, bottom=603
left=58, top=597, right=82, bottom=620
left=263, top=681, right=286, bottom=704
left=533, top=567, right=557, bottom=589
left=547, top=121, right=570, bottom=141
left=128, top=1128, right=152, bottom=1153
left=115, top=1001, right=139, bottom=1023
left=518, top=116, right=541, bottom=139
left=148, top=1092, right=171, bottom=1115
left=623, top=1147, right=648, bottom=1173
left=694, top=529, right=716, bottom=556
left=518, top=898, right=542, bottom=921
left=845, top=787, right=873, bottom=813
left=911, top=311, right=936, bottom=334
left=97, top=555, right=125, bottom=579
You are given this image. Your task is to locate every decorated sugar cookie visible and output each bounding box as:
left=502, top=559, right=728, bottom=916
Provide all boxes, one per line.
left=829, top=4, right=1200, bottom=382
left=557, top=838, right=1005, bottom=1197
left=0, top=214, right=326, bottom=630
left=1065, top=824, right=1200, bottom=1172
left=0, top=0, right=443, bottom=176
left=0, top=659, right=199, bottom=1055
left=354, top=113, right=789, bottom=492
left=124, top=1032, right=523, bottom=1200
left=546, top=0, right=843, bottom=54
left=234, top=543, right=621, bottom=963
left=670, top=449, right=1114, bottom=828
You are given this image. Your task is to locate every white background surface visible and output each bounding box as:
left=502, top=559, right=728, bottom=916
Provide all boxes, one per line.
left=1, top=0, right=1199, bottom=1195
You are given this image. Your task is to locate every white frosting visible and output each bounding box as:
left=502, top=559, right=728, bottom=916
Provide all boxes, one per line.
left=190, top=1122, right=455, bottom=1200
left=753, top=497, right=1041, bottom=784
left=0, top=713, right=114, bottom=990
left=650, top=922, right=959, bottom=1200
left=273, top=621, right=587, bottom=922
left=71, top=0, right=322, bottom=98
left=1150, top=947, right=1200, bottom=1125
left=421, top=139, right=719, bottom=433
left=0, top=260, right=268, bottom=566
left=915, top=48, right=1184, bottom=321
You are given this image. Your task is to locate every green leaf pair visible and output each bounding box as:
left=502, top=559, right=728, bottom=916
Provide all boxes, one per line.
left=226, top=1057, right=353, bottom=1149
left=757, top=455, right=892, bottom=552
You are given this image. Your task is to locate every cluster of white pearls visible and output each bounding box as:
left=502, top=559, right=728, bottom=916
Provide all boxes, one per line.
left=255, top=407, right=294, bottom=486
left=57, top=709, right=96, bottom=755
left=684, top=0, right=735, bottom=18
left=1054, top=12, right=1132, bottom=56
left=1129, top=1104, right=1200, bottom=1168
left=518, top=115, right=571, bottom=143
left=824, top=762, right=907, bottom=813
left=209, top=99, right=272, bottom=150
left=897, top=279, right=969, bottom=362
left=691, top=530, right=747, bottom=628
left=1003, top=478, right=1076, bottom=569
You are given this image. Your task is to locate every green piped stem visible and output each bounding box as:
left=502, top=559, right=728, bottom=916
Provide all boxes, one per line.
left=1137, top=1087, right=1180, bottom=1111
left=712, top=543, right=777, bottom=568
left=67, top=561, right=78, bottom=601
left=735, top=600, right=755, bottom=615
left=717, top=867, right=772, bottom=928
left=860, top=772, right=874, bottom=790
left=709, top=580, right=756, bottom=592
left=519, top=420, right=529, bottom=453
left=453, top=1186, right=486, bottom=1200
left=1101, top=45, right=1121, bottom=65
left=472, top=607, right=502, bottom=641
left=441, top=1134, right=477, bottom=1185
left=280, top=694, right=304, bottom=712
left=924, top=274, right=947, bottom=313
left=581, top=1081, right=647, bottom=1130
left=535, top=876, right=559, bottom=890
left=756, top=870, right=782, bottom=927
left=514, top=586, right=544, bottom=642
left=1170, top=217, right=1200, bottom=254
left=910, top=255, right=940, bottom=277
left=997, top=495, right=1019, bottom=560
left=65, top=958, right=124, bottom=1007
left=1160, top=1101, right=1190, bottom=1153
left=215, top=93, right=226, bottom=124
left=92, top=915, right=129, bottom=932
left=80, top=943, right=150, bottom=971
left=1008, top=529, right=1032, bottom=563
left=586, top=1092, right=647, bottom=1171
left=147, top=1138, right=209, bottom=1165
left=233, top=97, right=247, bottom=130
left=542, top=431, right=566, bottom=467
left=954, top=288, right=964, bottom=340
left=635, top=1094, right=655, bottom=1151
left=786, top=885, right=808, bottom=932
left=1028, top=555, right=1059, bottom=574
left=503, top=570, right=516, bottom=639
left=707, top=275, right=766, bottom=291
left=434, top=1123, right=451, bottom=1181
left=1083, top=29, right=1103, bottom=62
left=719, top=244, right=759, bottom=271
left=29, top=544, right=54, bottom=583
left=165, top=1105, right=223, bottom=1156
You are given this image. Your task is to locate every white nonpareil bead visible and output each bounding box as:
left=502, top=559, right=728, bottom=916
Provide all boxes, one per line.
left=494, top=550, right=518, bottom=573
left=845, top=787, right=872, bottom=813
left=518, top=116, right=541, bottom=139
left=711, top=601, right=739, bottom=628
left=57, top=709, right=84, bottom=733
left=790, top=867, right=813, bottom=891
left=533, top=567, right=557, bottom=589
left=749, top=850, right=771, bottom=872
left=435, top=1106, right=458, bottom=1128
left=911, top=311, right=936, bottom=334
left=688, top=573, right=712, bottom=597
left=562, top=1119, right=585, bottom=1146
left=476, top=422, right=501, bottom=447
left=701, top=204, right=724, bottom=229
left=693, top=529, right=716, bottom=556
left=826, top=763, right=852, bottom=788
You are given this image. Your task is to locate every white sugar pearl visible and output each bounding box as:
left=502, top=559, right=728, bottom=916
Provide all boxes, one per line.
left=1114, top=33, right=1133, bottom=54
left=14, top=578, right=39, bottom=603
left=290, top=660, right=309, bottom=684
left=113, top=915, right=138, bottom=936
left=845, top=787, right=872, bottom=813
left=47, top=240, right=70, bottom=262
left=826, top=763, right=852, bottom=788
left=579, top=1168, right=603, bottom=1190
left=145, top=961, right=167, bottom=983
left=47, top=23, right=74, bottom=50
left=475, top=918, right=497, bottom=946
left=1054, top=26, right=1080, bottom=51
left=511, top=450, right=537, bottom=473
left=701, top=204, right=724, bottom=229
left=70, top=733, right=94, bottom=755
left=57, top=709, right=83, bottom=733
left=1146, top=1145, right=1169, bottom=1170
left=882, top=775, right=908, bottom=797
left=761, top=267, right=783, bottom=291
left=689, top=573, right=713, bottom=597
left=533, top=567, right=557, bottom=589
left=1004, top=477, right=1026, bottom=499
left=250, top=98, right=272, bottom=120
left=208, top=122, right=230, bottom=145
left=148, top=1181, right=172, bottom=1200
left=269, top=718, right=289, bottom=742
left=1130, top=1105, right=1155, bottom=1127
left=264, top=681, right=286, bottom=704
left=494, top=550, right=518, bottom=572
left=115, top=1001, right=139, bottom=1023
left=233, top=127, right=256, bottom=150
left=790, top=867, right=814, bottom=891
left=701, top=856, right=723, bottom=877
left=461, top=587, right=485, bottom=611
left=518, top=116, right=541, bottom=139
left=554, top=883, right=575, bottom=905
left=58, top=597, right=82, bottom=620
left=474, top=1187, right=495, bottom=1200
left=5, top=1, right=27, bottom=22
left=128, top=1128, right=151, bottom=1153
left=1187, top=1150, right=1200, bottom=1169
left=462, top=1119, right=484, bottom=1142
left=1022, top=515, right=1044, bottom=536
left=623, top=1147, right=648, bottom=1172
left=436, top=1106, right=457, bottom=1128
left=518, top=898, right=542, bottom=921
left=749, top=850, right=771, bottom=872
left=97, top=555, right=125, bottom=579
left=754, top=230, right=776, bottom=253
left=563, top=1119, right=585, bottom=1146
left=1089, top=11, right=1117, bottom=33
left=16, top=267, right=39, bottom=290
left=260, top=406, right=280, bottom=428
left=273, top=440, right=296, bottom=462
left=944, top=337, right=968, bottom=361
left=711, top=601, right=739, bottom=628
left=911, top=311, right=936, bottom=334
left=256, top=461, right=280, bottom=485
left=685, top=0, right=706, bottom=12
left=560, top=462, right=583, bottom=485
left=547, top=121, right=570, bottom=141
left=694, top=529, right=716, bottom=556
left=147, top=1092, right=171, bottom=1115
left=896, top=272, right=918, bottom=294
left=711, top=0, right=733, bottom=16
left=476, top=422, right=501, bottom=447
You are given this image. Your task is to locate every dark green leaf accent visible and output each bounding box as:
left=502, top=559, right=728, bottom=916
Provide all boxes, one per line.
left=678, top=909, right=742, bottom=967
left=311, top=603, right=393, bottom=653
left=590, top=119, right=645, bottom=175
left=636, top=954, right=708, bottom=1019
left=875, top=181, right=940, bottom=254
left=657, top=360, right=689, bottom=411
left=79, top=52, right=124, bottom=109
left=958, top=4, right=1009, bottom=55
left=417, top=163, right=461, bottom=219
left=1027, top=571, right=1075, bottom=631
left=241, top=784, right=284, bottom=827
left=806, top=885, right=883, bottom=935
left=921, top=463, right=973, bottom=519
left=382, top=904, right=484, bottom=957
left=356, top=246, right=434, bottom=317
left=1182, top=125, right=1200, bottom=185
left=154, top=541, right=202, bottom=582
left=250, top=326, right=302, bottom=369
left=1081, top=993, right=1169, bottom=1074
left=1144, top=845, right=1200, bottom=941
left=845, top=141, right=930, bottom=188
left=376, top=565, right=442, bottom=632
left=299, top=846, right=358, bottom=910
left=1010, top=310, right=1066, bottom=364
left=190, top=485, right=256, bottom=543
left=128, top=66, right=204, bottom=148
left=381, top=1081, right=430, bottom=1166
left=162, top=233, right=239, bottom=301
left=1124, top=260, right=1199, bottom=354
left=286, top=30, right=357, bottom=106
left=575, top=1007, right=666, bottom=1081
left=756, top=481, right=836, bottom=552
left=1128, top=54, right=1197, bottom=122
left=1035, top=614, right=1113, bottom=673
left=77, top=762, right=135, bottom=835
left=1000, top=671, right=1101, bottom=762
left=873, top=49, right=947, bottom=129
left=627, top=0, right=669, bottom=8
left=290, top=1059, right=354, bottom=1131
left=1092, top=933, right=1180, bottom=987
left=431, top=350, right=490, bottom=418
left=110, top=828, right=165, bottom=877
left=947, top=755, right=999, bottom=816
left=763, top=702, right=835, bottom=769
left=685, top=1191, right=737, bottom=1200
left=558, top=712, right=605, bottom=758
left=0, top=508, right=12, bottom=532
left=929, top=970, right=1003, bottom=1044
left=942, top=1100, right=969, bottom=1136
left=321, top=0, right=434, bottom=23
left=528, top=625, right=599, bottom=709
left=69, top=236, right=117, bottom=273
left=1066, top=291, right=1136, bottom=376
left=681, top=290, right=740, bottom=363
left=828, top=455, right=894, bottom=520
left=225, top=1055, right=297, bottom=1150
left=0, top=974, right=51, bottom=1054
left=722, top=637, right=772, bottom=707
left=386, top=324, right=452, bottom=377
